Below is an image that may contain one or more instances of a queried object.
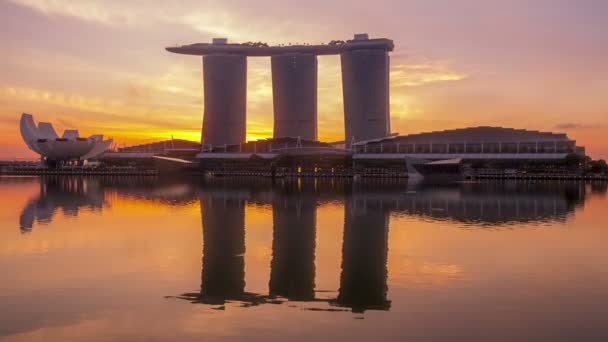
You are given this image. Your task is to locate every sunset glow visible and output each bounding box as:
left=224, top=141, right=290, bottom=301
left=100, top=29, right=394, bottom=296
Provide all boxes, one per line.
left=1, top=0, right=607, bottom=159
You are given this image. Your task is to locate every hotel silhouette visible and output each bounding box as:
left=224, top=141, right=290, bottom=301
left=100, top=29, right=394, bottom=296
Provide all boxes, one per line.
left=167, top=34, right=393, bottom=146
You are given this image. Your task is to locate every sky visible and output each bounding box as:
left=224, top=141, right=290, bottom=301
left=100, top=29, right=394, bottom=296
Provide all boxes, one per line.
left=1, top=0, right=607, bottom=160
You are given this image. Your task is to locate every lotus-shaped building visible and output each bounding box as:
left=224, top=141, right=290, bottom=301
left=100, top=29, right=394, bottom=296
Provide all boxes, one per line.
left=20, top=113, right=113, bottom=163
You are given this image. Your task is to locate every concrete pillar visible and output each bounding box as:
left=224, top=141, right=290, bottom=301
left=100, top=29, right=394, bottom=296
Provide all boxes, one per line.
left=271, top=53, right=318, bottom=141
left=202, top=54, right=247, bottom=146
left=341, top=49, right=390, bottom=144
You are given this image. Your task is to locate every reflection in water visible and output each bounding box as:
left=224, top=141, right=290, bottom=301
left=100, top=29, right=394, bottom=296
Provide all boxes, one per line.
left=198, top=191, right=248, bottom=304
left=590, top=181, right=608, bottom=195
left=400, top=182, right=586, bottom=225
left=176, top=180, right=392, bottom=312
left=18, top=177, right=201, bottom=233
left=19, top=177, right=105, bottom=232
left=101, top=177, right=199, bottom=205
left=175, top=184, right=272, bottom=307
left=13, top=176, right=599, bottom=315
left=173, top=179, right=593, bottom=313
left=3, top=176, right=608, bottom=340
left=346, top=181, right=587, bottom=226
left=270, top=184, right=316, bottom=301
left=335, top=195, right=390, bottom=312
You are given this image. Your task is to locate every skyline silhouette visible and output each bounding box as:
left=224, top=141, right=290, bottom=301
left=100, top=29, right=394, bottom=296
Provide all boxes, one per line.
left=1, top=0, right=607, bottom=159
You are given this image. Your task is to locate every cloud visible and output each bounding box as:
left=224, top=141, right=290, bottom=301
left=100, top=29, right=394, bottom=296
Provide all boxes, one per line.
left=55, top=118, right=77, bottom=128
left=7, top=0, right=308, bottom=42
left=0, top=85, right=200, bottom=131
left=391, top=60, right=468, bottom=87
left=555, top=122, right=602, bottom=130
left=125, top=84, right=151, bottom=100
left=8, top=0, right=132, bottom=25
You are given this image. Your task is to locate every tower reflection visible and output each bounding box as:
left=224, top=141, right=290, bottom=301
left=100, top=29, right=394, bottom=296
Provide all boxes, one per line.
left=162, top=179, right=595, bottom=313
left=334, top=187, right=391, bottom=312
left=269, top=182, right=316, bottom=301
left=199, top=191, right=247, bottom=304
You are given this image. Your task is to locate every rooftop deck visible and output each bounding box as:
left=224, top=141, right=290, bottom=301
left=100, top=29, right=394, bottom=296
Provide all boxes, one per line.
left=166, top=38, right=394, bottom=56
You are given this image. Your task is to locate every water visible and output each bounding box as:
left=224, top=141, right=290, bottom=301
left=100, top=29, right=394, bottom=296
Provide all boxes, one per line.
left=0, top=176, right=607, bottom=341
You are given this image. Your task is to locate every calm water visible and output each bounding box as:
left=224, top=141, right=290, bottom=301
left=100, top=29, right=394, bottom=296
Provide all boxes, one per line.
left=1, top=176, right=607, bottom=341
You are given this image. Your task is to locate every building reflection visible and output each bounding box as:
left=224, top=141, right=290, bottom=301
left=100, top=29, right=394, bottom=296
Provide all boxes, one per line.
left=269, top=182, right=316, bottom=301
left=14, top=176, right=600, bottom=313
left=198, top=190, right=248, bottom=304
left=98, top=177, right=200, bottom=205
left=590, top=181, right=608, bottom=195
left=19, top=176, right=105, bottom=232
left=334, top=189, right=391, bottom=312
left=173, top=179, right=598, bottom=313
left=398, top=181, right=586, bottom=225
left=175, top=184, right=269, bottom=306
left=176, top=179, right=391, bottom=312
left=17, top=177, right=201, bottom=233
left=15, top=178, right=594, bottom=235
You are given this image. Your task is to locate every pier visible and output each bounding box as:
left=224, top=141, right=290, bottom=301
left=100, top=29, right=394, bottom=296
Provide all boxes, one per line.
left=0, top=166, right=158, bottom=176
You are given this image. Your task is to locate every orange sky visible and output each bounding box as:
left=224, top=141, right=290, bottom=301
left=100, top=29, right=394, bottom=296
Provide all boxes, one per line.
left=1, top=0, right=607, bottom=159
